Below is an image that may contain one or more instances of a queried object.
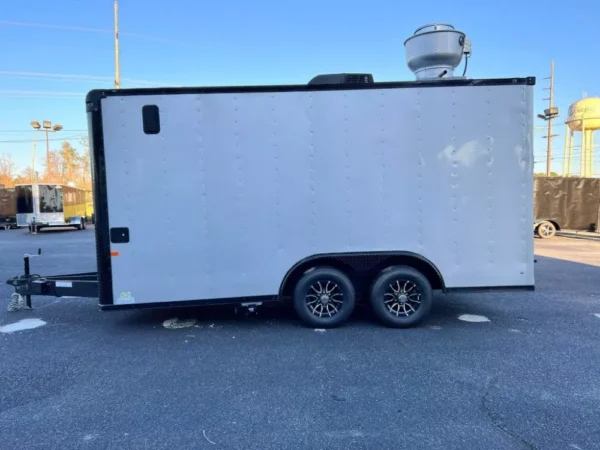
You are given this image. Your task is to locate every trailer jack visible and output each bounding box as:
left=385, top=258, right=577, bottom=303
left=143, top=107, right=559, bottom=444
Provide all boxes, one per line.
left=7, top=248, right=42, bottom=311
left=6, top=248, right=98, bottom=312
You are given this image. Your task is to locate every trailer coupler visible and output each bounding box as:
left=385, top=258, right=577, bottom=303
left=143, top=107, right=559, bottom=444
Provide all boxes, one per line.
left=6, top=248, right=99, bottom=311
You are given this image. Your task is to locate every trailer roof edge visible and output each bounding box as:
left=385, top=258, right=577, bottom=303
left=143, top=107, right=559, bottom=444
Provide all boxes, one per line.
left=85, top=77, right=536, bottom=100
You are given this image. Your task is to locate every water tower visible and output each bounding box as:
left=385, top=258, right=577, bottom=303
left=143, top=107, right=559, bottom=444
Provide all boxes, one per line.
left=563, top=97, right=600, bottom=177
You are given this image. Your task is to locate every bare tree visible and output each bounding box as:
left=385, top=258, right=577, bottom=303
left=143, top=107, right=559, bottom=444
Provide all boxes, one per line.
left=0, top=153, right=16, bottom=187
left=2, top=140, right=93, bottom=189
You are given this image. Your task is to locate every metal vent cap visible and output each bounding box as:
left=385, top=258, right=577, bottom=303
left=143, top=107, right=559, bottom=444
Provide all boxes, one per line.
left=404, top=23, right=466, bottom=80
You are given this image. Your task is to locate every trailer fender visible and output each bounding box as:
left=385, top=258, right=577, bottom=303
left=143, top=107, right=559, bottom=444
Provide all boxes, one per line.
left=279, top=251, right=446, bottom=298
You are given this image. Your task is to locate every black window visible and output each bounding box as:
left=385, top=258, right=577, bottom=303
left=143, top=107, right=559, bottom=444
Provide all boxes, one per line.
left=39, top=185, right=64, bottom=213
left=16, top=185, right=33, bottom=214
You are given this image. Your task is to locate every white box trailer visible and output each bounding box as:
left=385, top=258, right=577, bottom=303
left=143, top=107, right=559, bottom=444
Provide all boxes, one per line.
left=14, top=183, right=89, bottom=231
left=6, top=23, right=535, bottom=327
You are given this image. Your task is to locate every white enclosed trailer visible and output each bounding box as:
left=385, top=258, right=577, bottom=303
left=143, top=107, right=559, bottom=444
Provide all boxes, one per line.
left=7, top=24, right=535, bottom=327
left=15, top=183, right=88, bottom=231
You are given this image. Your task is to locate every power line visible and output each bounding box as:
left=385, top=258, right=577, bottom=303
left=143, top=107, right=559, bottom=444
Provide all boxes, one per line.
left=0, top=95, right=84, bottom=100
left=0, top=135, right=85, bottom=144
left=534, top=123, right=590, bottom=130
left=0, top=129, right=87, bottom=133
left=0, top=20, right=187, bottom=45
left=0, top=75, right=94, bottom=84
left=536, top=156, right=600, bottom=161
left=0, top=89, right=83, bottom=96
left=0, top=70, right=112, bottom=81
left=0, top=71, right=160, bottom=85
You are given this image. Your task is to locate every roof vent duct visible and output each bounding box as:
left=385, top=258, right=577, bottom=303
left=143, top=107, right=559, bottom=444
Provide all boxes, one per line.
left=404, top=24, right=469, bottom=80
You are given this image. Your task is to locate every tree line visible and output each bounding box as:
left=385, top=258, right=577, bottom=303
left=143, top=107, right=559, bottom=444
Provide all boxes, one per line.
left=0, top=139, right=91, bottom=190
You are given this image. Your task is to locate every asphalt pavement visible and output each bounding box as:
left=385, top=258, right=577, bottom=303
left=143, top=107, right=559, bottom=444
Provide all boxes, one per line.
left=1, top=227, right=599, bottom=450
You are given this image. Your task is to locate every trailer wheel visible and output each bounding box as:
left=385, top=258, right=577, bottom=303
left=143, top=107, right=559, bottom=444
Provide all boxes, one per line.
left=370, top=266, right=432, bottom=328
left=293, top=267, right=356, bottom=328
left=536, top=221, right=556, bottom=239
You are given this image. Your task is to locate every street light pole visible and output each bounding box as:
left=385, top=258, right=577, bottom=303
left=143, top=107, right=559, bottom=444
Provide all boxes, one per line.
left=44, top=130, right=50, bottom=169
left=31, top=139, right=37, bottom=182
left=536, top=60, right=559, bottom=177
left=30, top=121, right=63, bottom=179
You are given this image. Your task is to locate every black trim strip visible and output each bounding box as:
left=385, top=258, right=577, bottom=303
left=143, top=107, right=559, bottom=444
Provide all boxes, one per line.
left=87, top=97, right=114, bottom=306
left=446, top=285, right=535, bottom=293
left=86, top=77, right=536, bottom=102
left=100, top=295, right=278, bottom=311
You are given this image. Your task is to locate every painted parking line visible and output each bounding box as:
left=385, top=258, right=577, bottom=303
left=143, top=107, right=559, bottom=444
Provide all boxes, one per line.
left=458, top=314, right=490, bottom=323
left=0, top=318, right=47, bottom=333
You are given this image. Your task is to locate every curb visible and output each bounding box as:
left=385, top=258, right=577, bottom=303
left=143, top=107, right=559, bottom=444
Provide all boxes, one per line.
left=556, top=232, right=600, bottom=242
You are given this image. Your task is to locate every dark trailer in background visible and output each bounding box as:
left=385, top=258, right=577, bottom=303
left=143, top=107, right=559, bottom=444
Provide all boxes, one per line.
left=0, top=185, right=17, bottom=229
left=534, top=176, right=600, bottom=232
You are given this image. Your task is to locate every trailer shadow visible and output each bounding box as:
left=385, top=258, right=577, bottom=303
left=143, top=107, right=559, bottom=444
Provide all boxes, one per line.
left=33, top=228, right=82, bottom=234
left=7, top=227, right=85, bottom=236
left=116, top=300, right=362, bottom=330
left=115, top=253, right=600, bottom=331
left=533, top=254, right=600, bottom=292
left=115, top=294, right=471, bottom=331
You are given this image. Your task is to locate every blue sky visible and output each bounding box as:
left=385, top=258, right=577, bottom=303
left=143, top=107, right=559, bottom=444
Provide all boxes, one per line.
left=1, top=0, right=598, bottom=175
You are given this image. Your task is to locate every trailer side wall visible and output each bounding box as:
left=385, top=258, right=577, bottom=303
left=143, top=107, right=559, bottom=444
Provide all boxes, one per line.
left=63, top=185, right=87, bottom=220
left=92, top=81, right=534, bottom=306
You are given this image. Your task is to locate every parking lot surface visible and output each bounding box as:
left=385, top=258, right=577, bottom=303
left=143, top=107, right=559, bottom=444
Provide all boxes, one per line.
left=1, top=228, right=599, bottom=449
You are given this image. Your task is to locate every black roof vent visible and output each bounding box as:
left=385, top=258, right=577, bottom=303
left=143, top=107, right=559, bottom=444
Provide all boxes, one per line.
left=308, top=73, right=374, bottom=86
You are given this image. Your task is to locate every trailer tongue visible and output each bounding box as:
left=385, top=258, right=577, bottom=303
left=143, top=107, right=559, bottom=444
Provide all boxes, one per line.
left=6, top=249, right=98, bottom=311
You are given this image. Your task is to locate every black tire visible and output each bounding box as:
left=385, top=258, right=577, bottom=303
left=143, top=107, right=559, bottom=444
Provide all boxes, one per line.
left=370, top=266, right=433, bottom=328
left=293, top=267, right=356, bottom=328
left=536, top=221, right=556, bottom=239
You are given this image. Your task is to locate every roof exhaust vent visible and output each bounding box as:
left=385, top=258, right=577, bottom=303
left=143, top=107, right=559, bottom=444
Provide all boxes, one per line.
left=308, top=73, right=374, bottom=85
left=404, top=24, right=470, bottom=80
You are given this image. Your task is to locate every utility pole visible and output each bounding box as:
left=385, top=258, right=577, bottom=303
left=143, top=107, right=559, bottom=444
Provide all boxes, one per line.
left=114, top=0, right=121, bottom=89
left=546, top=60, right=554, bottom=176
left=537, top=60, right=559, bottom=176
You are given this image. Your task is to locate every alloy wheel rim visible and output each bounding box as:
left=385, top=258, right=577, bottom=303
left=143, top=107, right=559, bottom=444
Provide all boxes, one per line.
left=305, top=280, right=343, bottom=318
